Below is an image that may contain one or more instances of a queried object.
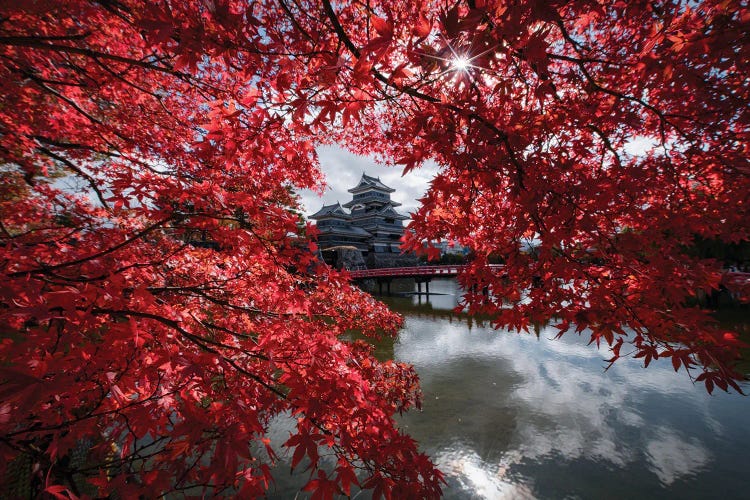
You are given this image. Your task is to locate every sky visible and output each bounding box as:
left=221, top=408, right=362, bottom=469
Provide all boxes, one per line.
left=297, top=145, right=440, bottom=218
left=297, top=137, right=655, bottom=220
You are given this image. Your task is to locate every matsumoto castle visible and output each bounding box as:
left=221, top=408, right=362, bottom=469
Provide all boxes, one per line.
left=310, top=174, right=413, bottom=265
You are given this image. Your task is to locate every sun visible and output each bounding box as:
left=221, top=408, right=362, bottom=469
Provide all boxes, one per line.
left=452, top=55, right=470, bottom=71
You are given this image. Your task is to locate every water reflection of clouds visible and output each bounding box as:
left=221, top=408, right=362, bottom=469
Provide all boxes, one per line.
left=435, top=448, right=535, bottom=500
left=396, top=317, right=720, bottom=492
left=645, top=428, right=710, bottom=485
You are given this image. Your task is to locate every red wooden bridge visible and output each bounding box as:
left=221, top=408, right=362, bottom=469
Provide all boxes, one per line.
left=349, top=265, right=749, bottom=283
left=723, top=272, right=750, bottom=287
left=348, top=264, right=504, bottom=279
left=350, top=266, right=750, bottom=301
left=347, top=264, right=499, bottom=295
left=348, top=265, right=750, bottom=299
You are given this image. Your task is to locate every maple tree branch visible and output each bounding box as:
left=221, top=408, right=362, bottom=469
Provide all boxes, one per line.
left=176, top=286, right=309, bottom=318
left=585, top=124, right=623, bottom=168
left=170, top=449, right=210, bottom=494
left=0, top=36, right=185, bottom=77
left=551, top=16, right=689, bottom=145
left=36, top=146, right=111, bottom=209
left=91, top=308, right=285, bottom=398
left=547, top=52, right=633, bottom=68
left=8, top=216, right=174, bottom=277
left=190, top=315, right=260, bottom=344
left=278, top=0, right=316, bottom=43
left=23, top=72, right=106, bottom=126
left=321, top=0, right=361, bottom=58
left=91, top=55, right=163, bottom=98
left=32, top=134, right=181, bottom=181
left=4, top=379, right=184, bottom=438
left=320, top=0, right=526, bottom=188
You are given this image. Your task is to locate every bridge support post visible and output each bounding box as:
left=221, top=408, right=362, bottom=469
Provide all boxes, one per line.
left=414, top=277, right=432, bottom=296
left=376, top=278, right=392, bottom=296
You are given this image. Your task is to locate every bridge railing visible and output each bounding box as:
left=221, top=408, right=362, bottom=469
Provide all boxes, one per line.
left=348, top=264, right=504, bottom=279
left=723, top=272, right=750, bottom=284
left=722, top=272, right=750, bottom=299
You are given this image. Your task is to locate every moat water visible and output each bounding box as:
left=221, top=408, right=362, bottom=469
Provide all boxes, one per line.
left=267, top=278, right=750, bottom=499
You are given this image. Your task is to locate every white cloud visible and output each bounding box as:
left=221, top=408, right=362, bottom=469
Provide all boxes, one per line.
left=296, top=145, right=440, bottom=218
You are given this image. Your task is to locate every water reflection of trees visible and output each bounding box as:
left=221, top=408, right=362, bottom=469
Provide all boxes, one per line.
left=382, top=297, right=548, bottom=335
left=342, top=331, right=395, bottom=361
left=714, top=311, right=750, bottom=376
left=384, top=297, right=749, bottom=377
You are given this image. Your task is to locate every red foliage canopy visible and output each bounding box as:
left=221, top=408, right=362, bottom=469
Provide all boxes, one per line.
left=0, top=0, right=747, bottom=497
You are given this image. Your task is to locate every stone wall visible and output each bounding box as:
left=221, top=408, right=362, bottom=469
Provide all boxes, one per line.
left=335, top=248, right=366, bottom=271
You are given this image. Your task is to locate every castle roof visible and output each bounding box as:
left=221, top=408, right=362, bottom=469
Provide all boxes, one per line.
left=350, top=203, right=409, bottom=220
left=342, top=196, right=402, bottom=208
left=376, top=203, right=409, bottom=220
left=317, top=225, right=372, bottom=238
left=310, top=202, right=350, bottom=220
left=347, top=173, right=395, bottom=194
